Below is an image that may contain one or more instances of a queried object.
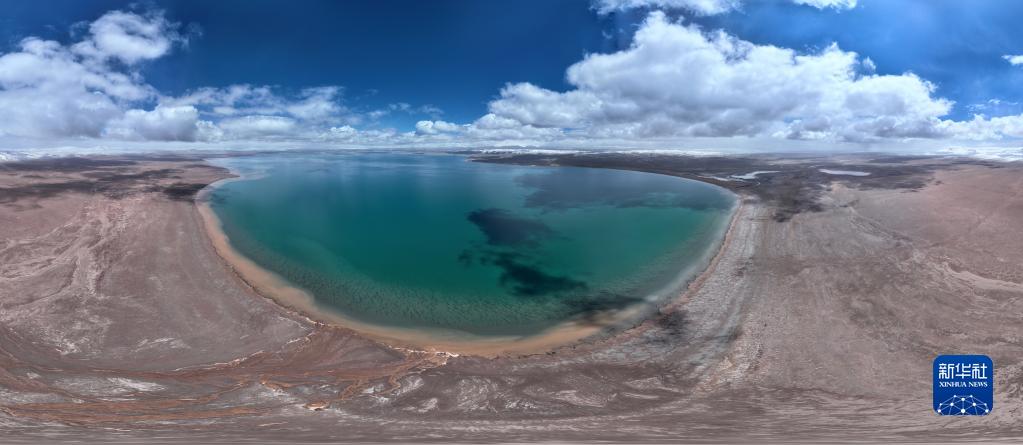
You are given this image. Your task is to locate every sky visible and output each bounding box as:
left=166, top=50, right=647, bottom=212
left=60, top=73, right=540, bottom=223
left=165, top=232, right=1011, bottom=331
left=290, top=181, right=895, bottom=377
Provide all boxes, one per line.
left=1, top=0, right=1022, bottom=158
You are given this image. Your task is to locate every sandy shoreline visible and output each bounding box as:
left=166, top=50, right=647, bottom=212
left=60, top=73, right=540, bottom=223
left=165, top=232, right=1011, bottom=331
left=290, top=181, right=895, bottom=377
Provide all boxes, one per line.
left=193, top=165, right=741, bottom=357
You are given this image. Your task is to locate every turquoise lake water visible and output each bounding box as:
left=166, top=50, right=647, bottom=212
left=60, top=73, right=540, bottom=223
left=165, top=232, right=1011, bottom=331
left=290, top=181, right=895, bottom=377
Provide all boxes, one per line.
left=208, top=153, right=735, bottom=336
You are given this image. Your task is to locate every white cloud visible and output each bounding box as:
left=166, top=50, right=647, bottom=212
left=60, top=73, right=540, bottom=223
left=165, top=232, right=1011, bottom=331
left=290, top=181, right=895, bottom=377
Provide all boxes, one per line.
left=71, top=10, right=182, bottom=64
left=939, top=146, right=1023, bottom=162
left=166, top=85, right=349, bottom=121
left=792, top=0, right=857, bottom=10
left=163, top=84, right=370, bottom=136
left=0, top=8, right=426, bottom=146
left=861, top=57, right=876, bottom=72
left=104, top=105, right=207, bottom=141
left=283, top=86, right=346, bottom=122
left=941, top=114, right=1023, bottom=141
left=368, top=102, right=445, bottom=121
left=593, top=0, right=739, bottom=15
left=0, top=10, right=190, bottom=140
left=1, top=6, right=1021, bottom=155
left=167, top=84, right=273, bottom=113
left=0, top=37, right=153, bottom=101
left=594, top=0, right=855, bottom=15
left=323, top=125, right=358, bottom=140
left=465, top=114, right=565, bottom=141
left=418, top=104, right=445, bottom=118
left=410, top=114, right=564, bottom=143
left=0, top=52, right=124, bottom=138
left=1003, top=54, right=1023, bottom=66
left=486, top=12, right=953, bottom=143
left=218, top=115, right=297, bottom=139
left=414, top=120, right=461, bottom=135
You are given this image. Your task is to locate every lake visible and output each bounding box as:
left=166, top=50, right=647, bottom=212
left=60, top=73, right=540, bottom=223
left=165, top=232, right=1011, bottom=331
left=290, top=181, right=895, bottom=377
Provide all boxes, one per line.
left=207, top=152, right=735, bottom=337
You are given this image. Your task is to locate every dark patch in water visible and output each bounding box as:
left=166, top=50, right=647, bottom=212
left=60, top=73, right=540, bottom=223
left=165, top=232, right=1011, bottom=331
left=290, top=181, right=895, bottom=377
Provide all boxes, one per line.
left=460, top=249, right=587, bottom=298
left=462, top=208, right=587, bottom=299
left=488, top=252, right=587, bottom=297
left=456, top=250, right=475, bottom=267
left=515, top=170, right=730, bottom=212
left=478, top=152, right=980, bottom=223
left=462, top=205, right=643, bottom=315
left=466, top=208, right=555, bottom=247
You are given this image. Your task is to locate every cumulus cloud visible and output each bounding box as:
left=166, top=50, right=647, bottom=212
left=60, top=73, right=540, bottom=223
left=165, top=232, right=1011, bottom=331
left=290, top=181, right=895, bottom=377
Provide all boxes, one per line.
left=469, top=12, right=1023, bottom=146
left=368, top=102, right=444, bottom=121
left=792, top=0, right=857, bottom=10
left=218, top=115, right=298, bottom=139
left=411, top=114, right=565, bottom=143
left=166, top=84, right=274, bottom=116
left=1003, top=54, right=1023, bottom=66
left=166, top=84, right=350, bottom=122
left=283, top=87, right=347, bottom=122
left=104, top=105, right=203, bottom=141
left=466, top=114, right=565, bottom=141
left=593, top=0, right=739, bottom=15
left=323, top=125, right=359, bottom=140
left=0, top=10, right=208, bottom=141
left=0, top=11, right=373, bottom=144
left=485, top=12, right=957, bottom=143
left=1, top=6, right=1020, bottom=152
left=594, top=0, right=855, bottom=15
left=71, top=10, right=183, bottom=64
left=415, top=120, right=461, bottom=135
left=942, top=114, right=1023, bottom=141
left=162, top=84, right=371, bottom=139
left=0, top=37, right=142, bottom=138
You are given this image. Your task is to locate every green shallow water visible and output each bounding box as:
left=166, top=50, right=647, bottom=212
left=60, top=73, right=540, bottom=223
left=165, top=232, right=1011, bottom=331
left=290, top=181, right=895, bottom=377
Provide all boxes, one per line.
left=208, top=153, right=735, bottom=337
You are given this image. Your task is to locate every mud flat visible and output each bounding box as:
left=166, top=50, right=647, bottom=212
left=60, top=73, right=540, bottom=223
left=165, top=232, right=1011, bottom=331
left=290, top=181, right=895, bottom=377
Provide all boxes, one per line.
left=0, top=152, right=1022, bottom=442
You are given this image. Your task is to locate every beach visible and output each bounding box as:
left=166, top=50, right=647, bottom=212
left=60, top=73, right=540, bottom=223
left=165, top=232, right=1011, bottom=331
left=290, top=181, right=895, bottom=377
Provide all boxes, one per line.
left=1, top=152, right=1022, bottom=442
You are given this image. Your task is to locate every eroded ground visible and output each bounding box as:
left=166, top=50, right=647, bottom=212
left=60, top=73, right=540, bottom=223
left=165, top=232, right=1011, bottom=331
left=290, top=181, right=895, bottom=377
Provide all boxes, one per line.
left=0, top=152, right=1021, bottom=442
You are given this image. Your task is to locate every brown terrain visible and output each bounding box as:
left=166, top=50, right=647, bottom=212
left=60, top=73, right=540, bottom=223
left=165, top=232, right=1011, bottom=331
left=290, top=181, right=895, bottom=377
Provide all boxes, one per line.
left=0, top=151, right=1021, bottom=443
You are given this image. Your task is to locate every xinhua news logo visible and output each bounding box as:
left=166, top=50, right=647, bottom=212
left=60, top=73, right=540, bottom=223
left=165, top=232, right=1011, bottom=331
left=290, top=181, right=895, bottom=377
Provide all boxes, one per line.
left=933, top=355, right=993, bottom=416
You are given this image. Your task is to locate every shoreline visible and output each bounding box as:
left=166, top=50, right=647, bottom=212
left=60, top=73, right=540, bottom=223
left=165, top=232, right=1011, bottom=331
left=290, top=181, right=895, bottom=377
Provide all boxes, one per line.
left=194, top=161, right=745, bottom=357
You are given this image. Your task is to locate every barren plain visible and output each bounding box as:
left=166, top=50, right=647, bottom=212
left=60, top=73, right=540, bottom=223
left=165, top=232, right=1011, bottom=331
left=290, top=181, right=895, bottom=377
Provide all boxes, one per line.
left=1, top=151, right=1021, bottom=443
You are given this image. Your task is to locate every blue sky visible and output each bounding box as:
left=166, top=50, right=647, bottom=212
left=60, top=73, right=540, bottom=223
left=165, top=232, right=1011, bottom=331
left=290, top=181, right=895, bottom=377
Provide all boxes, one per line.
left=1, top=0, right=618, bottom=129
left=0, top=0, right=1022, bottom=156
